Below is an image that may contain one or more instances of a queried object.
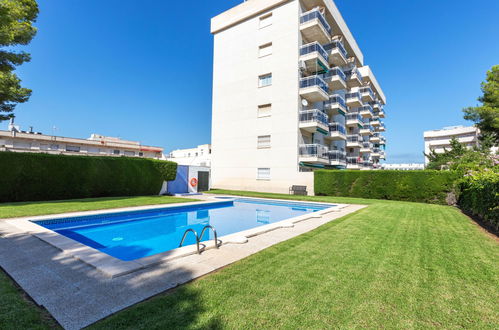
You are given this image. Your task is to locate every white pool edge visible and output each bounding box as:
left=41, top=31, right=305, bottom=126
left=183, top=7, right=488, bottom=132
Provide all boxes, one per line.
left=5, top=196, right=346, bottom=278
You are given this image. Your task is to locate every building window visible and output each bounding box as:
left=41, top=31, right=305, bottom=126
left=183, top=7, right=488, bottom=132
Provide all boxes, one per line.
left=257, top=168, right=271, bottom=180
left=124, top=151, right=135, bottom=156
left=257, top=104, right=272, bottom=118
left=113, top=150, right=120, bottom=155
left=259, top=73, right=272, bottom=87
left=258, top=43, right=272, bottom=57
left=257, top=135, right=271, bottom=149
left=259, top=13, right=272, bottom=29
left=50, top=144, right=59, bottom=150
left=66, top=145, right=80, bottom=152
left=139, top=152, right=144, bottom=157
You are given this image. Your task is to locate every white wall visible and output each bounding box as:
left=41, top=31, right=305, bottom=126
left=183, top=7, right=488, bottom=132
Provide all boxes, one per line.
left=212, top=0, right=314, bottom=194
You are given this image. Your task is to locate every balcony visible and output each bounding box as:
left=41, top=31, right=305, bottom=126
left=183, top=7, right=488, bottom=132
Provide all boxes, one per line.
left=347, top=157, right=361, bottom=170
left=377, top=122, right=386, bottom=132
left=371, top=147, right=381, bottom=157
left=359, top=86, right=375, bottom=103
left=328, top=150, right=346, bottom=167
left=299, top=144, right=329, bottom=165
left=361, top=160, right=373, bottom=170
left=324, top=94, right=347, bottom=115
left=299, top=109, right=329, bottom=135
left=345, top=68, right=363, bottom=88
left=359, top=124, right=374, bottom=136
left=360, top=142, right=373, bottom=153
left=300, top=76, right=329, bottom=102
left=345, top=92, right=363, bottom=108
left=380, top=136, right=386, bottom=145
left=371, top=133, right=381, bottom=143
left=327, top=123, right=347, bottom=140
left=378, top=109, right=386, bottom=118
left=321, top=67, right=346, bottom=91
left=370, top=116, right=381, bottom=127
left=324, top=40, right=348, bottom=66
left=358, top=105, right=374, bottom=118
left=346, top=134, right=362, bottom=148
left=300, top=8, right=331, bottom=44
left=346, top=113, right=363, bottom=128
left=300, top=42, right=329, bottom=74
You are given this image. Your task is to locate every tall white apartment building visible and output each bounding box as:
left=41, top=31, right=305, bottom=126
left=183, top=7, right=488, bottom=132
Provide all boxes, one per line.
left=211, top=0, right=387, bottom=193
left=424, top=126, right=480, bottom=164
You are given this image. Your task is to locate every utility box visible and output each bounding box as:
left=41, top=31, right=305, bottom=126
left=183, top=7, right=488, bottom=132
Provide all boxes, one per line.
left=166, top=165, right=211, bottom=195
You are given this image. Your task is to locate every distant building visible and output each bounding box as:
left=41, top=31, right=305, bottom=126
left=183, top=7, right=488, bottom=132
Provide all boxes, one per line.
left=382, top=163, right=425, bottom=171
left=424, top=126, right=480, bottom=164
left=0, top=119, right=163, bottom=159
left=166, top=144, right=211, bottom=167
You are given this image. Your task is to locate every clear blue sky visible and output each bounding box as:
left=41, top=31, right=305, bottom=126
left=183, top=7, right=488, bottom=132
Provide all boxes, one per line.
left=5, top=0, right=499, bottom=163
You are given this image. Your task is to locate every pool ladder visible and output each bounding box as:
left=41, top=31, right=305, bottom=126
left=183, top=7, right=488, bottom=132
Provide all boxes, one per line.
left=179, top=225, right=221, bottom=254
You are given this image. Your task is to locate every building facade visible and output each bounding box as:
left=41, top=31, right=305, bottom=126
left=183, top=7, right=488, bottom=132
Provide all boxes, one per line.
left=210, top=0, right=387, bottom=193
left=166, top=144, right=212, bottom=167
left=424, top=126, right=479, bottom=164
left=0, top=121, right=164, bottom=159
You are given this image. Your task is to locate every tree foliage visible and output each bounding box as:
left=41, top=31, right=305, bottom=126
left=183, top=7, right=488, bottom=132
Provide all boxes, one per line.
left=425, top=138, right=495, bottom=172
left=0, top=0, right=38, bottom=121
left=463, top=65, right=499, bottom=145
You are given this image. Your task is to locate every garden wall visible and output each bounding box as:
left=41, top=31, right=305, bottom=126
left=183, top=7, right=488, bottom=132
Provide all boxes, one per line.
left=315, top=170, right=459, bottom=205
left=0, top=152, right=177, bottom=203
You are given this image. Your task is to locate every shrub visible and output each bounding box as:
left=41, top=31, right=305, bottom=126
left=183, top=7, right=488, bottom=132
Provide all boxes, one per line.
left=0, top=152, right=177, bottom=203
left=315, top=170, right=459, bottom=205
left=458, top=169, right=499, bottom=229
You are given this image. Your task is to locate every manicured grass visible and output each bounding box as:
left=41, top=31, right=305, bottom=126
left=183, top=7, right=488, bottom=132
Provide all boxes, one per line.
left=90, top=190, right=499, bottom=329
left=0, top=195, right=195, bottom=219
left=0, top=269, right=59, bottom=329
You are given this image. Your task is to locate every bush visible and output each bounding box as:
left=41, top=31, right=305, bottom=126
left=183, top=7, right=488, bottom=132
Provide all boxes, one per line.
left=0, top=152, right=177, bottom=203
left=458, top=169, right=499, bottom=229
left=315, top=170, right=459, bottom=205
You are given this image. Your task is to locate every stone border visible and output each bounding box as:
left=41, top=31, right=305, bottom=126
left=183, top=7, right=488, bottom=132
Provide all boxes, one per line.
left=6, top=196, right=347, bottom=278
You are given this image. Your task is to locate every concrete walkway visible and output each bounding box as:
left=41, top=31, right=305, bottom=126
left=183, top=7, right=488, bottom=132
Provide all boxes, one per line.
left=0, top=202, right=366, bottom=329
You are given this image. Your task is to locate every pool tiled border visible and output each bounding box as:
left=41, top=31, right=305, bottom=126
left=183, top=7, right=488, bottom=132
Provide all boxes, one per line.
left=6, top=196, right=348, bottom=278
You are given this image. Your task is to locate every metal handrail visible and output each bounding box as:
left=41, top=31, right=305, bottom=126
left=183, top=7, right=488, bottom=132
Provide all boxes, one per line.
left=199, top=225, right=221, bottom=249
left=179, top=228, right=201, bottom=254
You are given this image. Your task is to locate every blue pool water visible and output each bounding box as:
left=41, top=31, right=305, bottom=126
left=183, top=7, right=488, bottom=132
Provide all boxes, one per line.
left=34, top=199, right=331, bottom=261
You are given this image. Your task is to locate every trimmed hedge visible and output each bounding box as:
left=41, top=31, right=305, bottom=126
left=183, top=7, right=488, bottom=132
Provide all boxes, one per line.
left=315, top=170, right=459, bottom=205
left=0, top=152, right=177, bottom=203
left=458, top=170, right=499, bottom=229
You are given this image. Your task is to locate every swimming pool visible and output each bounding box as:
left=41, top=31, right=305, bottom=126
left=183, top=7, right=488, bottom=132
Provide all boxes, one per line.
left=33, top=198, right=332, bottom=261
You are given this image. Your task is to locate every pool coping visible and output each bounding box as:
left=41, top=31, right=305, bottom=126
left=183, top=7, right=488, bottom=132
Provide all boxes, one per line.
left=5, top=196, right=348, bottom=278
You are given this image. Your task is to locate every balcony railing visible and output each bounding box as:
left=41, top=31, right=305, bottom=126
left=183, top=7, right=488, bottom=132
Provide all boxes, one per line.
left=300, top=8, right=332, bottom=34
left=324, top=41, right=348, bottom=59
left=362, top=142, right=373, bottom=149
left=360, top=87, right=375, bottom=100
left=299, top=144, right=329, bottom=158
left=345, top=68, right=363, bottom=82
left=347, top=134, right=362, bottom=143
left=300, top=76, right=328, bottom=94
left=325, top=94, right=346, bottom=108
left=300, top=42, right=328, bottom=61
left=299, top=109, right=328, bottom=126
left=358, top=105, right=374, bottom=116
left=346, top=113, right=363, bottom=122
left=347, top=157, right=360, bottom=165
left=346, top=92, right=362, bottom=100
left=321, top=67, right=346, bottom=81
left=329, top=123, right=346, bottom=135
left=328, top=150, right=346, bottom=162
left=361, top=125, right=373, bottom=132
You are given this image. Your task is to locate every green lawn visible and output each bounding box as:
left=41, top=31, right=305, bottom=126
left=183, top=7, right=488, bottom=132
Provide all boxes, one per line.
left=0, top=195, right=195, bottom=219
left=88, top=190, right=499, bottom=329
